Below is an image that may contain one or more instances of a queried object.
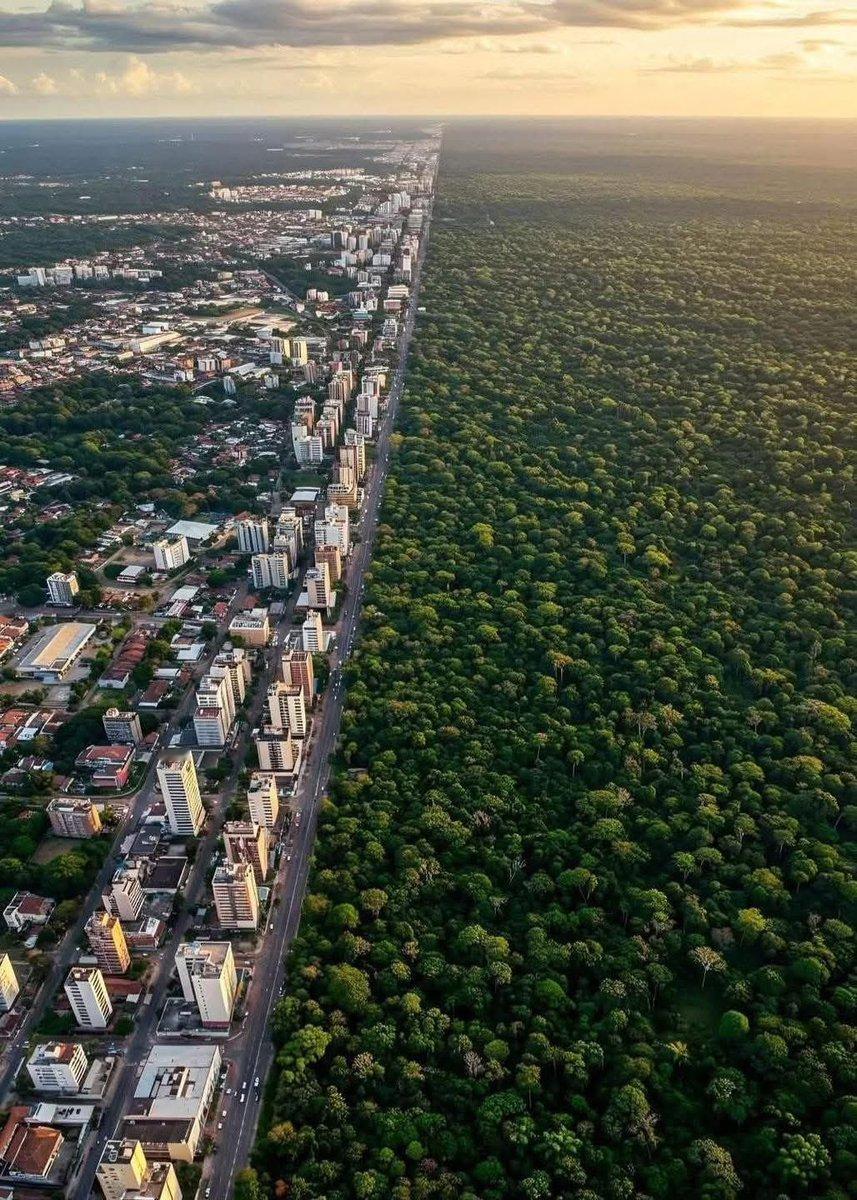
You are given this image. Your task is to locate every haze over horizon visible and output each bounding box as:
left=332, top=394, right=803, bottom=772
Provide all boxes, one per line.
left=0, top=0, right=854, bottom=121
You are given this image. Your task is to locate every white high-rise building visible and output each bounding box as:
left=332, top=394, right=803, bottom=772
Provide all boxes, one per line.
left=292, top=427, right=324, bottom=465
left=235, top=518, right=270, bottom=555
left=210, top=648, right=250, bottom=712
left=156, top=752, right=204, bottom=836
left=175, top=942, right=238, bottom=1029
left=64, top=966, right=112, bottom=1029
left=27, top=1041, right=88, bottom=1094
left=212, top=863, right=259, bottom=930
left=251, top=553, right=292, bottom=592
left=47, top=571, right=80, bottom=606
left=247, top=772, right=279, bottom=828
left=103, top=867, right=144, bottom=921
left=267, top=682, right=307, bottom=737
left=0, top=952, right=20, bottom=1012
left=314, top=503, right=351, bottom=557
left=302, top=609, right=324, bottom=653
left=193, top=706, right=229, bottom=748
left=272, top=508, right=302, bottom=565
left=153, top=536, right=190, bottom=572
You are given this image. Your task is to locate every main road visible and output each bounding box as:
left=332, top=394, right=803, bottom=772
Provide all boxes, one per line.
left=206, top=191, right=435, bottom=1200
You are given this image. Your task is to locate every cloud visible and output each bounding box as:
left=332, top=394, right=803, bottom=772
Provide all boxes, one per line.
left=645, top=48, right=851, bottom=74
left=720, top=7, right=857, bottom=25
left=0, top=0, right=846, bottom=55
left=31, top=71, right=59, bottom=94
left=93, top=56, right=197, bottom=95
left=0, top=74, right=18, bottom=93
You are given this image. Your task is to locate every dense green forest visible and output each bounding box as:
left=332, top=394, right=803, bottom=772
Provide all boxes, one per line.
left=252, top=138, right=856, bottom=1199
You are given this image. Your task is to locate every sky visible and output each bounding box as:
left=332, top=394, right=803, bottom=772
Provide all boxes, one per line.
left=0, top=0, right=854, bottom=119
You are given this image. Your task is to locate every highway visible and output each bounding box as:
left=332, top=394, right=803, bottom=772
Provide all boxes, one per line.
left=205, top=193, right=435, bottom=1200
left=0, top=580, right=251, bottom=1109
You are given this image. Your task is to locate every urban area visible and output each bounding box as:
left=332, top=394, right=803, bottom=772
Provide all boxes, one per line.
left=0, top=127, right=440, bottom=1200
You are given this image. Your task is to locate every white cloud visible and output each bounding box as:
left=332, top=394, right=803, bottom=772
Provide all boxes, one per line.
left=0, top=74, right=18, bottom=93
left=31, top=71, right=58, bottom=93
left=93, top=56, right=197, bottom=96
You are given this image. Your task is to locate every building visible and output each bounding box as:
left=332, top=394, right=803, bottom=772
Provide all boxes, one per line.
left=343, top=428, right=367, bottom=480
left=212, top=862, right=259, bottom=930
left=314, top=503, right=350, bottom=557
left=85, top=912, right=131, bottom=975
left=103, top=868, right=145, bottom=922
left=267, top=682, right=307, bottom=737
left=272, top=509, right=302, bottom=564
left=235, top=518, right=270, bottom=555
left=26, top=1042, right=89, bottom=1094
left=120, top=1044, right=221, bottom=1162
left=97, top=1138, right=182, bottom=1200
left=153, top=537, right=190, bottom=573
left=280, top=649, right=315, bottom=701
left=75, top=744, right=134, bottom=790
left=0, top=953, right=20, bottom=1012
left=292, top=428, right=324, bottom=466
left=247, top=772, right=279, bottom=828
left=223, top=821, right=269, bottom=884
left=103, top=709, right=143, bottom=746
left=305, top=562, right=333, bottom=613
left=156, top=752, right=204, bottom=837
left=302, top=609, right=324, bottom=653
left=192, top=706, right=228, bottom=748
left=17, top=622, right=96, bottom=682
left=0, top=1107, right=64, bottom=1183
left=255, top=727, right=299, bottom=774
left=175, top=942, right=238, bottom=1030
left=315, top=542, right=342, bottom=583
left=251, top=552, right=292, bottom=592
left=210, top=648, right=250, bottom=710
left=46, top=571, right=79, bottom=607
left=196, top=672, right=235, bottom=726
left=228, top=609, right=270, bottom=648
left=47, top=796, right=102, bottom=839
left=3, top=891, right=54, bottom=934
left=64, top=966, right=113, bottom=1029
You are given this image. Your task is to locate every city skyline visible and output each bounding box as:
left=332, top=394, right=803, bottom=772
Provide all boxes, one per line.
left=0, top=0, right=854, bottom=119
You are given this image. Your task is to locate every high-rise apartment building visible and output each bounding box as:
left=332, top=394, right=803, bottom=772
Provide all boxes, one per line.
left=103, top=867, right=145, bottom=921
left=196, top=672, right=235, bottom=726
left=267, top=682, right=307, bottom=737
left=96, top=1138, right=182, bottom=1200
left=86, top=912, right=131, bottom=975
left=302, top=609, right=324, bottom=653
left=255, top=728, right=299, bottom=774
left=156, top=752, right=204, bottom=837
left=64, top=966, right=113, bottom=1029
left=314, top=503, right=350, bottom=557
left=223, top=821, right=269, bottom=884
left=27, top=1042, right=88, bottom=1094
left=103, top=708, right=143, bottom=745
left=212, top=863, right=259, bottom=930
left=315, top=543, right=342, bottom=584
left=152, top=536, right=190, bottom=572
left=47, top=571, right=79, bottom=606
left=175, top=941, right=238, bottom=1029
left=47, top=796, right=102, bottom=839
left=305, top=562, right=333, bottom=613
left=280, top=649, right=315, bottom=701
left=193, top=706, right=229, bottom=749
left=0, top=953, right=20, bottom=1012
left=235, top=517, right=270, bottom=555
left=251, top=553, right=291, bottom=592
left=247, top=772, right=279, bottom=829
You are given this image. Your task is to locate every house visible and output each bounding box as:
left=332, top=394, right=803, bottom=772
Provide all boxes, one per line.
left=74, top=744, right=135, bottom=790
left=3, top=891, right=55, bottom=934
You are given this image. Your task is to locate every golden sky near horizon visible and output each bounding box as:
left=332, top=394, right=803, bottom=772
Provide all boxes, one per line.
left=0, top=0, right=854, bottom=117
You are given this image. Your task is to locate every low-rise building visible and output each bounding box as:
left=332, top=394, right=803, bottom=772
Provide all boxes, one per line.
left=3, top=891, right=54, bottom=934
left=0, top=1106, right=64, bottom=1183
left=119, top=1044, right=221, bottom=1162
left=75, top=744, right=134, bottom=790
left=227, top=609, right=270, bottom=647
left=17, top=622, right=96, bottom=681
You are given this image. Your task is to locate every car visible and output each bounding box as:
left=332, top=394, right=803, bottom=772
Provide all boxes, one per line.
left=206, top=1189, right=212, bottom=1198
left=239, top=1094, right=245, bottom=1104
left=255, top=1076, right=260, bottom=1087
left=217, top=1122, right=223, bottom=1131
left=222, top=1110, right=227, bottom=1118
left=225, top=1088, right=232, bottom=1095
